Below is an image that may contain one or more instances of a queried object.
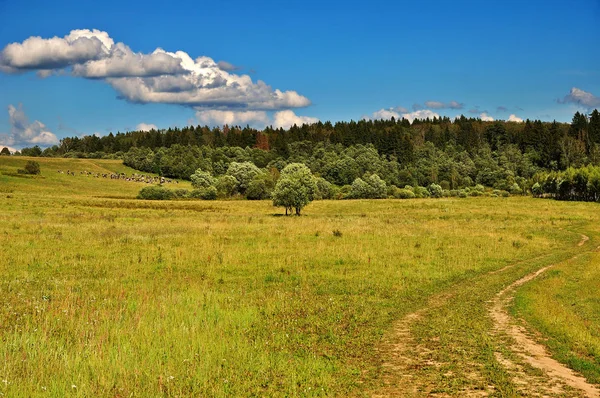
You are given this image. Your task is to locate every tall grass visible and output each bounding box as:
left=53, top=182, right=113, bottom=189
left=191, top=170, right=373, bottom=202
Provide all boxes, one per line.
left=1, top=157, right=598, bottom=396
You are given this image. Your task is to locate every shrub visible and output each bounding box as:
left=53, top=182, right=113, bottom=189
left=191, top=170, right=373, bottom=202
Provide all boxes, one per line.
left=137, top=186, right=175, bottom=200
left=501, top=190, right=511, bottom=197
left=394, top=188, right=416, bottom=199
left=190, top=186, right=218, bottom=200
left=414, top=186, right=430, bottom=198
left=20, top=160, right=41, bottom=175
left=172, top=189, right=190, bottom=199
left=509, top=182, right=523, bottom=195
left=458, top=190, right=467, bottom=198
left=428, top=183, right=443, bottom=198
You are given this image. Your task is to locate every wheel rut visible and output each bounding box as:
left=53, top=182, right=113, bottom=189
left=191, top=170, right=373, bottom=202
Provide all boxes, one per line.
left=489, top=234, right=599, bottom=398
left=370, top=234, right=599, bottom=397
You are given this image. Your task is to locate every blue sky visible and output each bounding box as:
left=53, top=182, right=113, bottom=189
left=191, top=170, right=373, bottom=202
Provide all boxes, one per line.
left=1, top=0, right=599, bottom=149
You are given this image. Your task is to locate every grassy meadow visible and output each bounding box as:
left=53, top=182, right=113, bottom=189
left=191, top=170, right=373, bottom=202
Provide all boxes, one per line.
left=1, top=157, right=600, bottom=396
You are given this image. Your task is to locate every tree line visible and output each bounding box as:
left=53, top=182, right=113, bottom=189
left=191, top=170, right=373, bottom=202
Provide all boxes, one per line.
left=6, top=109, right=600, bottom=196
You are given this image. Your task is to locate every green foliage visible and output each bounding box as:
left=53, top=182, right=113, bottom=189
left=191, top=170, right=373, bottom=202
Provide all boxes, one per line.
left=532, top=165, right=600, bottom=202
left=226, top=162, right=262, bottom=194
left=215, top=175, right=238, bottom=197
left=349, top=174, right=387, bottom=199
left=137, top=185, right=175, bottom=200
left=0, top=147, right=10, bottom=156
left=19, top=160, right=41, bottom=175
left=190, top=169, right=215, bottom=189
left=428, top=183, right=443, bottom=198
left=246, top=173, right=275, bottom=200
left=272, top=163, right=316, bottom=215
left=314, top=177, right=335, bottom=200
left=190, top=186, right=218, bottom=200
left=414, top=186, right=430, bottom=198
left=393, top=188, right=416, bottom=199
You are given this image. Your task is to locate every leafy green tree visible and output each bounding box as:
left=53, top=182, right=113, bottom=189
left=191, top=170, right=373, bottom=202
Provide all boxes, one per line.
left=226, top=162, right=262, bottom=194
left=190, top=169, right=215, bottom=189
left=366, top=174, right=387, bottom=198
left=215, top=175, right=238, bottom=197
left=272, top=163, right=316, bottom=215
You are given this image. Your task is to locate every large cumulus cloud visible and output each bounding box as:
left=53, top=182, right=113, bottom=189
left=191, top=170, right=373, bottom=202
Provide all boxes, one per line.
left=0, top=29, right=311, bottom=112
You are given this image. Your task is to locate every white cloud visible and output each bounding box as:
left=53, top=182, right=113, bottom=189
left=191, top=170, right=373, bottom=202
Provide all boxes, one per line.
left=480, top=112, right=494, bottom=121
left=195, top=110, right=269, bottom=127
left=508, top=114, right=524, bottom=122
left=272, top=110, right=319, bottom=129
left=136, top=123, right=158, bottom=132
left=371, top=108, right=402, bottom=120
left=72, top=44, right=186, bottom=78
left=402, top=109, right=440, bottom=123
left=0, top=29, right=112, bottom=71
left=0, top=104, right=59, bottom=148
left=8, top=104, right=59, bottom=146
left=368, top=108, right=440, bottom=123
left=0, top=29, right=311, bottom=112
left=559, top=87, right=600, bottom=108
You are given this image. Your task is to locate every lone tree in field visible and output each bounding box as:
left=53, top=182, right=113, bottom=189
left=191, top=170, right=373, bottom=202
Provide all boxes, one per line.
left=0, top=147, right=10, bottom=156
left=272, top=163, right=316, bottom=216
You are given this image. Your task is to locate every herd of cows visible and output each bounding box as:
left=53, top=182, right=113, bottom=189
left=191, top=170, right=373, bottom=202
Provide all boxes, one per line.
left=57, top=170, right=179, bottom=184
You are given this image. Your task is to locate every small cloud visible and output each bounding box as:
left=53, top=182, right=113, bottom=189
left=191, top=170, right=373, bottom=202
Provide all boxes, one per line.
left=272, top=110, right=319, bottom=129
left=480, top=112, right=494, bottom=121
left=412, top=103, right=423, bottom=111
left=424, top=101, right=445, bottom=109
left=195, top=110, right=270, bottom=127
left=136, top=123, right=158, bottom=131
left=369, top=108, right=440, bottom=123
left=393, top=106, right=408, bottom=113
left=423, top=100, right=464, bottom=110
left=508, top=114, right=523, bottom=122
left=496, top=106, right=508, bottom=112
left=447, top=101, right=464, bottom=110
left=559, top=87, right=600, bottom=108
left=217, top=61, right=239, bottom=71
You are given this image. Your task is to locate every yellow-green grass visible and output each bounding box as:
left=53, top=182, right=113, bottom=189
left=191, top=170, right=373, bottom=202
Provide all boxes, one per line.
left=513, top=244, right=600, bottom=385
left=1, top=156, right=599, bottom=396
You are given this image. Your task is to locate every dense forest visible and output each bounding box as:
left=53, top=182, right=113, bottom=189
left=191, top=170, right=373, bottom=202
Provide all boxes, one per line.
left=7, top=110, right=600, bottom=197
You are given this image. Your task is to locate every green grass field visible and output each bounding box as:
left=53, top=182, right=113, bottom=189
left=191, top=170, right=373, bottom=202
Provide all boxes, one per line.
left=1, top=157, right=599, bottom=397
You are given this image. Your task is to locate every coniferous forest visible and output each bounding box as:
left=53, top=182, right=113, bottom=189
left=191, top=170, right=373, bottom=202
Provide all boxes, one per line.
left=9, top=110, right=600, bottom=199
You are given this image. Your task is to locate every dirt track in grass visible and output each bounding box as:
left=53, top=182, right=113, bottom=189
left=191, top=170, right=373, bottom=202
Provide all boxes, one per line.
left=371, top=234, right=599, bottom=397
